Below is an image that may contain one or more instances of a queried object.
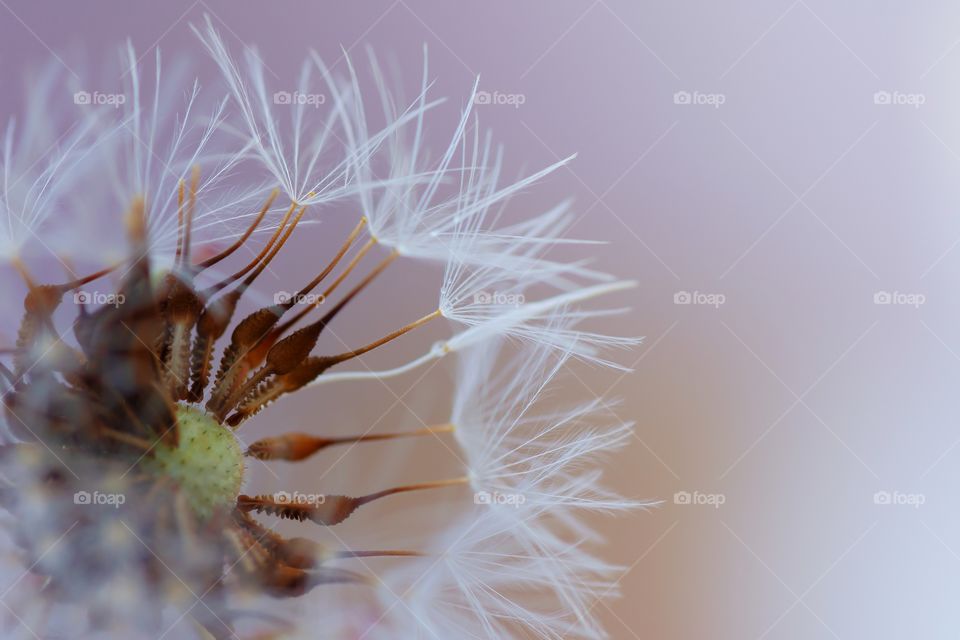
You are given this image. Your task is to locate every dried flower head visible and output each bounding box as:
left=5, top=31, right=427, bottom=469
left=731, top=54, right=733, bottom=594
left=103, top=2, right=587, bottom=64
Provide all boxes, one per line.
left=0, top=20, right=646, bottom=640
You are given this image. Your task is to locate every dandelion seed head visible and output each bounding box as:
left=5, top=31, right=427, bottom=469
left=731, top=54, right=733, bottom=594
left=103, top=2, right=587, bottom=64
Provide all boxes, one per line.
left=0, top=19, right=642, bottom=640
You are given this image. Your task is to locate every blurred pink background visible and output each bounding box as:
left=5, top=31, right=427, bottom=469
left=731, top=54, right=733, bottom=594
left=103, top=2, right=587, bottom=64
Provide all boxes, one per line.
left=3, top=1, right=960, bottom=638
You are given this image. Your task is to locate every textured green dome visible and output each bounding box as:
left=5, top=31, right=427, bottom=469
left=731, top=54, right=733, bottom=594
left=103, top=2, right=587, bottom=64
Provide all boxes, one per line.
left=143, top=405, right=244, bottom=520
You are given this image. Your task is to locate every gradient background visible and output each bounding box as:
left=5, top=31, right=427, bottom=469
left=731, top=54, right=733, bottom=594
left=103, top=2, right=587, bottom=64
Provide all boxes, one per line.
left=2, top=1, right=959, bottom=638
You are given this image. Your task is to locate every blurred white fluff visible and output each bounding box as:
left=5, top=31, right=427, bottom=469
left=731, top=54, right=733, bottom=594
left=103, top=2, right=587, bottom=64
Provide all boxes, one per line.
left=194, top=20, right=641, bottom=372
left=96, top=45, right=273, bottom=271
left=200, top=20, right=607, bottom=279
left=194, top=17, right=435, bottom=210
left=321, top=46, right=457, bottom=258
left=451, top=337, right=639, bottom=512
left=374, top=505, right=622, bottom=640
left=439, top=278, right=640, bottom=370
left=337, top=47, right=609, bottom=280
left=0, top=64, right=106, bottom=262
left=309, top=279, right=641, bottom=388
left=431, top=143, right=639, bottom=367
left=336, top=338, right=645, bottom=639
left=2, top=43, right=277, bottom=272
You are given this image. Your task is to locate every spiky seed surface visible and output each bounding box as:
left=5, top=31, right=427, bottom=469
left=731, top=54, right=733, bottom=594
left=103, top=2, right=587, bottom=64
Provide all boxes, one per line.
left=143, top=405, right=244, bottom=519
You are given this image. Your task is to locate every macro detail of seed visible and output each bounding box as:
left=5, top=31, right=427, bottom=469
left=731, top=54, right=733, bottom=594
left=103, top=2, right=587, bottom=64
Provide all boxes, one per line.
left=141, top=405, right=244, bottom=519
left=0, top=15, right=643, bottom=640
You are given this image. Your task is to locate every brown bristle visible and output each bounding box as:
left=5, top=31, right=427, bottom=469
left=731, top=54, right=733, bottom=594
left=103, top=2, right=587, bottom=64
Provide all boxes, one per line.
left=236, top=478, right=467, bottom=527
left=245, top=425, right=455, bottom=462
left=194, top=189, right=277, bottom=272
